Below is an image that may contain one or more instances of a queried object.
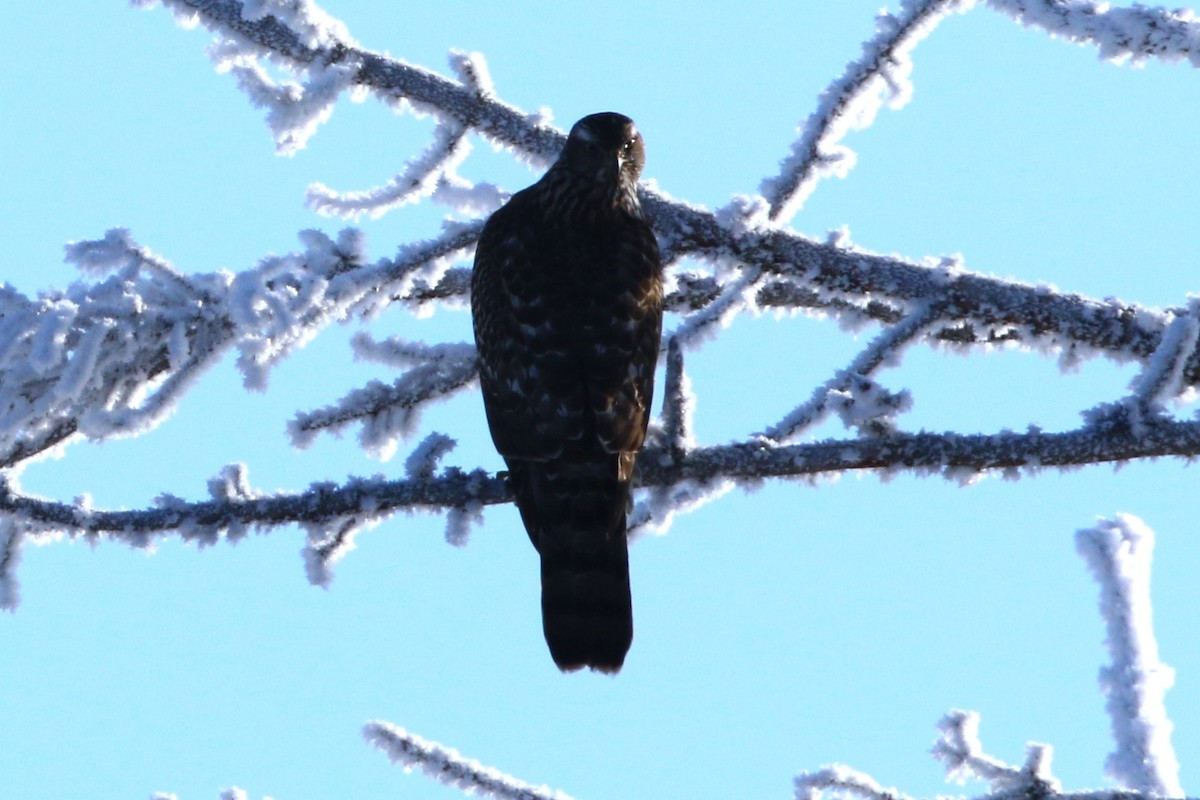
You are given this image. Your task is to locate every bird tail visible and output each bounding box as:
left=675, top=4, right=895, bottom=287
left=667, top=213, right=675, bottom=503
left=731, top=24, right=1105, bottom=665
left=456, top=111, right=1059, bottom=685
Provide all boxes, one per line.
left=508, top=456, right=633, bottom=674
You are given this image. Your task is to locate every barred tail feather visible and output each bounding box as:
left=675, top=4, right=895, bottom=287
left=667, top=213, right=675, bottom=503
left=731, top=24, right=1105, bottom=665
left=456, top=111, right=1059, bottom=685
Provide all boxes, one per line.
left=508, top=457, right=634, bottom=673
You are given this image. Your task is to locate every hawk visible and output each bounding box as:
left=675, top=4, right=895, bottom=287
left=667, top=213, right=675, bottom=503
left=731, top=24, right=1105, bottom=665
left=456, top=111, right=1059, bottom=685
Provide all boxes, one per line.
left=471, top=112, right=663, bottom=673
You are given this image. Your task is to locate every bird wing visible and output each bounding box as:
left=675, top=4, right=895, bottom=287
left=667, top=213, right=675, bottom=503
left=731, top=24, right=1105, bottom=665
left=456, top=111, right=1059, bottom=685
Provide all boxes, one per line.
left=471, top=187, right=663, bottom=468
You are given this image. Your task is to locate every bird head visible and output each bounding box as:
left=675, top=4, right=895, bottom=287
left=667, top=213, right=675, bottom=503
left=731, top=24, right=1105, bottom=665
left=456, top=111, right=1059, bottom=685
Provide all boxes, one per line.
left=559, top=112, right=646, bottom=195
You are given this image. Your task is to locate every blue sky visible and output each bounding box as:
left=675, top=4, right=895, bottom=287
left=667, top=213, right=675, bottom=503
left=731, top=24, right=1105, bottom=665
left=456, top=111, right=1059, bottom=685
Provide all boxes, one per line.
left=3, top=2, right=1200, bottom=799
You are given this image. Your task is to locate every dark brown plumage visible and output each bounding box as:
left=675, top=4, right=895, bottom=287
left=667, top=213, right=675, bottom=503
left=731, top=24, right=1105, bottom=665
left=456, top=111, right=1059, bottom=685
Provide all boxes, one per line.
left=470, top=112, right=663, bottom=673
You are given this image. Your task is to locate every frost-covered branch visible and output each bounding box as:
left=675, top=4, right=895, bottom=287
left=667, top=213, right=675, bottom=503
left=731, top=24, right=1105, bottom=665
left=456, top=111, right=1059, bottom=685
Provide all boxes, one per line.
left=659, top=336, right=696, bottom=457
left=307, top=120, right=473, bottom=220
left=763, top=301, right=937, bottom=443
left=0, top=221, right=477, bottom=473
left=144, top=0, right=563, bottom=164
left=0, top=229, right=235, bottom=467
left=151, top=0, right=1195, bottom=383
left=0, top=464, right=503, bottom=542
left=794, top=514, right=1193, bottom=800
left=363, top=721, right=573, bottom=800
left=762, top=0, right=973, bottom=223
left=932, top=710, right=1061, bottom=795
left=7, top=413, right=1200, bottom=549
left=289, top=334, right=478, bottom=459
left=1076, top=515, right=1182, bottom=797
left=986, top=1, right=1200, bottom=66
left=3, top=0, right=1192, bottom=590
left=1127, top=301, right=1200, bottom=415
left=794, top=765, right=915, bottom=800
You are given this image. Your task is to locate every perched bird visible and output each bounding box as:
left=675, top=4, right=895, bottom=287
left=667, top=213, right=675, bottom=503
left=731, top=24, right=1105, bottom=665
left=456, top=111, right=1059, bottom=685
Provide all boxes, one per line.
left=470, top=112, right=664, bottom=673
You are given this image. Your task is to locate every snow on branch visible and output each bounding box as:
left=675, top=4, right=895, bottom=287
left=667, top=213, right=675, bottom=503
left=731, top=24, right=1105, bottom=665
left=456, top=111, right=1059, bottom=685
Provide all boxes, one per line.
left=1075, top=515, right=1182, bottom=797
left=985, top=1, right=1200, bottom=66
left=932, top=710, right=1061, bottom=794
left=1127, top=300, right=1200, bottom=414
left=149, top=0, right=1195, bottom=380
left=302, top=514, right=368, bottom=587
left=762, top=0, right=973, bottom=224
left=660, top=336, right=697, bottom=457
left=0, top=460, right=504, bottom=561
left=794, top=765, right=916, bottom=800
left=288, top=335, right=478, bottom=460
left=794, top=514, right=1192, bottom=800
left=0, top=1, right=1174, bottom=592
left=306, top=112, right=506, bottom=220
left=363, top=721, right=573, bottom=800
left=0, top=229, right=233, bottom=466
left=828, top=707, right=1199, bottom=800
left=763, top=302, right=938, bottom=443
left=151, top=0, right=564, bottom=165
left=644, top=190, right=1187, bottom=380
left=0, top=219, right=483, bottom=477
left=148, top=790, right=270, bottom=800
left=0, top=517, right=23, bottom=611
left=7, top=404, right=1200, bottom=582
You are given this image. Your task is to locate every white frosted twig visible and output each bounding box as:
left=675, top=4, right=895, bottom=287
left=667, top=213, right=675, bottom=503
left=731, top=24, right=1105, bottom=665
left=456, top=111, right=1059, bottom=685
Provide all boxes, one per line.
left=18, top=0, right=1200, bottom=617
left=233, top=225, right=476, bottom=389
left=0, top=517, right=22, bottom=611
left=288, top=354, right=477, bottom=459
left=0, top=222, right=475, bottom=470
left=444, top=498, right=484, bottom=547
left=932, top=709, right=1060, bottom=792
left=240, top=0, right=357, bottom=48
left=229, top=58, right=360, bottom=155
left=794, top=764, right=914, bottom=800
left=154, top=0, right=1192, bottom=372
left=628, top=478, right=734, bottom=539
left=10, top=417, right=1200, bottom=568
left=350, top=333, right=477, bottom=369
left=0, top=469, right=510, bottom=608
left=307, top=120, right=471, bottom=220
left=206, top=463, right=259, bottom=503
left=404, top=432, right=457, bottom=479
left=447, top=49, right=495, bottom=99
left=363, top=721, right=574, bottom=800
left=301, top=515, right=366, bottom=587
left=196, top=0, right=363, bottom=156
left=986, top=1, right=1200, bottom=66
left=1129, top=299, right=1200, bottom=413
left=63, top=226, right=198, bottom=292
left=80, top=347, right=234, bottom=440
left=670, top=263, right=764, bottom=347
left=661, top=336, right=696, bottom=456
left=762, top=0, right=973, bottom=223
left=763, top=302, right=937, bottom=442
left=1075, top=515, right=1182, bottom=797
